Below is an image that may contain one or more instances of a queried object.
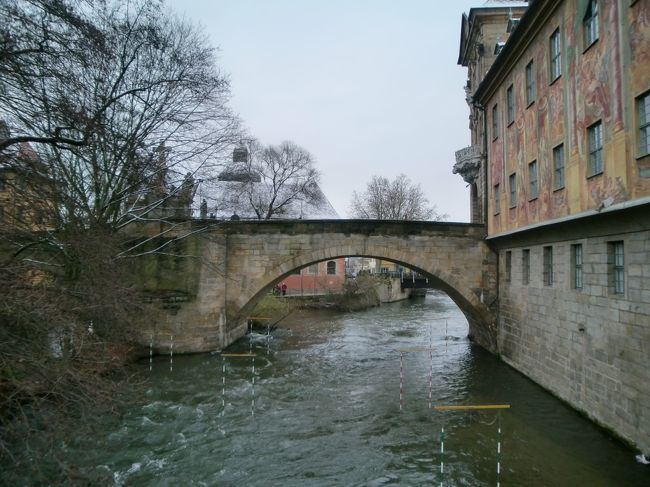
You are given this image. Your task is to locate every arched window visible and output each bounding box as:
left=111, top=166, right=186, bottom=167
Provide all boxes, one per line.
left=327, top=260, right=336, bottom=275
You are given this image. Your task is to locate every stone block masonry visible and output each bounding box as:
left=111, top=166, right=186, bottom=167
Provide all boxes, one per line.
left=494, top=207, right=650, bottom=456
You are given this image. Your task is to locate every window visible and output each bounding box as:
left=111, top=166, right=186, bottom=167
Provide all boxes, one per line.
left=506, top=85, right=515, bottom=124
left=505, top=251, right=512, bottom=282
left=494, top=184, right=501, bottom=215
left=583, top=0, right=599, bottom=48
left=509, top=173, right=517, bottom=208
left=308, top=263, right=319, bottom=275
left=522, top=249, right=530, bottom=285
left=609, top=241, right=625, bottom=294
left=526, top=60, right=536, bottom=105
left=327, top=260, right=336, bottom=275
left=571, top=244, right=583, bottom=289
left=550, top=28, right=562, bottom=81
left=528, top=160, right=538, bottom=200
left=638, top=91, right=650, bottom=157
left=588, top=121, right=603, bottom=176
left=543, top=246, right=553, bottom=286
left=553, top=144, right=565, bottom=190
left=492, top=104, right=499, bottom=139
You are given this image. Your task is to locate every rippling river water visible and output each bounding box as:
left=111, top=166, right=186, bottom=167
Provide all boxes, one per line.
left=20, top=292, right=650, bottom=486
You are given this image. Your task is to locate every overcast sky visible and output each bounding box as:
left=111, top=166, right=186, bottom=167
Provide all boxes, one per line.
left=167, top=0, right=488, bottom=222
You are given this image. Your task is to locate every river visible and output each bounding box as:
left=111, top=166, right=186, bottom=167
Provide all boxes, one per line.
left=19, top=292, right=650, bottom=485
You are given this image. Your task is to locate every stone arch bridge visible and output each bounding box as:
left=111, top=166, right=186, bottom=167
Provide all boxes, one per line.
left=140, top=220, right=497, bottom=354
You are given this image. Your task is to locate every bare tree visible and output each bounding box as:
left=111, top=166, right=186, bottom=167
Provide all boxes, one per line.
left=0, top=0, right=239, bottom=232
left=0, top=0, right=239, bottom=474
left=214, top=140, right=322, bottom=219
left=349, top=174, right=447, bottom=220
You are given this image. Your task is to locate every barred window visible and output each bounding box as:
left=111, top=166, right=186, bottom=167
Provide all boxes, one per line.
left=522, top=249, right=530, bottom=285
left=543, top=246, right=553, bottom=286
left=509, top=173, right=517, bottom=208
left=327, top=260, right=336, bottom=275
left=609, top=241, right=624, bottom=294
left=571, top=244, right=583, bottom=289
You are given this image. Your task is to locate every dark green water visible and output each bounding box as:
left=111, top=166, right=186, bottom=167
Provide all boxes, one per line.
left=19, top=292, right=650, bottom=485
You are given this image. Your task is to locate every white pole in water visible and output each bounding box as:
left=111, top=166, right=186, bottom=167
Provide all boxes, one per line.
left=399, top=352, right=404, bottom=411
left=169, top=335, right=173, bottom=372
left=496, top=414, right=502, bottom=487
left=149, top=335, right=153, bottom=372
left=221, top=356, right=226, bottom=416
left=251, top=355, right=255, bottom=416
left=439, top=425, right=445, bottom=486
left=428, top=324, right=433, bottom=409
left=267, top=323, right=270, bottom=356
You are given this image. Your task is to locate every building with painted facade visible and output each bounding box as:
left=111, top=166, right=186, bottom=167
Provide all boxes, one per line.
left=456, top=0, right=650, bottom=456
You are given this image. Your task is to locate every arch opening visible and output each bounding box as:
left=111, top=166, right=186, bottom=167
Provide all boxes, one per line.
left=232, top=252, right=496, bottom=351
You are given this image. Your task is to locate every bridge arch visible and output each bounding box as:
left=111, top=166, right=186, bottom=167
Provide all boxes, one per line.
left=233, top=244, right=496, bottom=350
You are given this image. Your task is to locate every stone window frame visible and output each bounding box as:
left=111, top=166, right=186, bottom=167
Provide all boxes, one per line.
left=549, top=28, right=562, bottom=82
left=608, top=241, right=625, bottom=295
left=505, top=250, right=512, bottom=283
left=583, top=0, right=599, bottom=50
left=638, top=90, right=650, bottom=158
left=528, top=160, right=538, bottom=200
left=571, top=243, right=583, bottom=290
left=525, top=60, right=536, bottom=107
left=326, top=260, right=336, bottom=275
left=543, top=245, right=553, bottom=286
left=553, top=143, right=565, bottom=190
left=506, top=84, right=515, bottom=125
left=509, top=172, right=517, bottom=208
left=522, top=248, right=530, bottom=285
left=587, top=121, right=603, bottom=177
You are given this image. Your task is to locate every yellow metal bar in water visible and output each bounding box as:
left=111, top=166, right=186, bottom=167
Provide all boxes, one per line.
left=433, top=404, right=511, bottom=411
left=395, top=347, right=434, bottom=353
left=221, top=353, right=257, bottom=357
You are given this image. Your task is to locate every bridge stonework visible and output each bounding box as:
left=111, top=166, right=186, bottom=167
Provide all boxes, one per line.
left=145, top=220, right=497, bottom=354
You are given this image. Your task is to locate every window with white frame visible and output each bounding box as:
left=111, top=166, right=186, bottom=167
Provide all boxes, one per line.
left=588, top=121, right=603, bottom=176
left=507, top=85, right=515, bottom=124
left=550, top=28, right=561, bottom=81
left=583, top=0, right=599, bottom=48
left=528, top=160, right=538, bottom=199
left=553, top=144, right=565, bottom=189
left=638, top=91, right=650, bottom=157
left=526, top=60, right=536, bottom=105
left=509, top=173, right=517, bottom=208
